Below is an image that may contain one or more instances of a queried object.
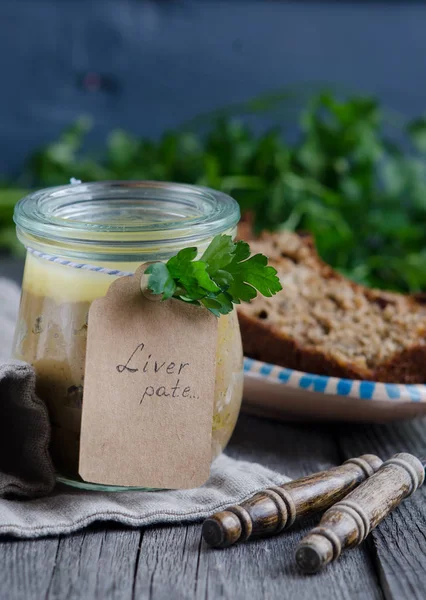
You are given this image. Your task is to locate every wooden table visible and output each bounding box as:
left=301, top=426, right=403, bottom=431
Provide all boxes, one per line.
left=0, top=414, right=425, bottom=600
left=1, top=259, right=426, bottom=599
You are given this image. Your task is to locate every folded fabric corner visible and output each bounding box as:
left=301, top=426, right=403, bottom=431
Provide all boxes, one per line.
left=0, top=361, right=55, bottom=498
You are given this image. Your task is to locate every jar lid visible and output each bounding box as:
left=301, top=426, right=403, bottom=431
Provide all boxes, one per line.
left=14, top=181, right=240, bottom=261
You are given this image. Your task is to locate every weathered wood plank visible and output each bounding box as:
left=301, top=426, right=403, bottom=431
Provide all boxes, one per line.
left=0, top=527, right=142, bottom=600
left=226, top=414, right=339, bottom=475
left=205, top=522, right=382, bottom=600
left=133, top=524, right=203, bottom=600
left=0, top=536, right=59, bottom=600
left=47, top=527, right=141, bottom=600
left=336, top=418, right=426, bottom=600
left=134, top=519, right=382, bottom=600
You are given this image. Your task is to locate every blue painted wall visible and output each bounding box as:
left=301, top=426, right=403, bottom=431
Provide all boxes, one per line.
left=1, top=1, right=425, bottom=176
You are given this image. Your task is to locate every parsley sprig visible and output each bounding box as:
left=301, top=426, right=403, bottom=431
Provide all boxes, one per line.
left=145, top=234, right=282, bottom=316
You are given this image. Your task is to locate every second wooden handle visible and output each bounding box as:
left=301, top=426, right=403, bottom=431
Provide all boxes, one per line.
left=296, top=452, right=425, bottom=573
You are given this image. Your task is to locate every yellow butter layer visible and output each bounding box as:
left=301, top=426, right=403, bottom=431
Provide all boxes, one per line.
left=22, top=252, right=135, bottom=303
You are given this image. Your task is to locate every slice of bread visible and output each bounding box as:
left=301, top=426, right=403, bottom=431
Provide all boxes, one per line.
left=237, top=230, right=426, bottom=383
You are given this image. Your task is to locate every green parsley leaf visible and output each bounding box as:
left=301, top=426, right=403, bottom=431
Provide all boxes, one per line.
left=228, top=253, right=283, bottom=301
left=144, top=262, right=176, bottom=299
left=167, top=247, right=198, bottom=278
left=146, top=234, right=282, bottom=316
left=200, top=234, right=235, bottom=273
left=213, top=269, right=234, bottom=289
left=179, top=261, right=220, bottom=298
left=203, top=291, right=234, bottom=315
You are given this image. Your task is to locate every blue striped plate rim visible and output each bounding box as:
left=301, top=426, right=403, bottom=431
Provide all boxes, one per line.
left=243, top=357, right=426, bottom=403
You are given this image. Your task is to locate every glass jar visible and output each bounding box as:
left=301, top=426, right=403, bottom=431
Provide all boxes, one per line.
left=13, top=181, right=244, bottom=490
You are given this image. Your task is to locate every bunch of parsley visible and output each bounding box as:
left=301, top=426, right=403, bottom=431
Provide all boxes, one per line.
left=3, top=91, right=426, bottom=293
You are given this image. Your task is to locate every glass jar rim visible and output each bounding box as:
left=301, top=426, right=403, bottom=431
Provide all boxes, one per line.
left=14, top=181, right=240, bottom=261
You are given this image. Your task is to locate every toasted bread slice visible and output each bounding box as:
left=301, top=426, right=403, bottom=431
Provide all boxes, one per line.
left=237, top=230, right=426, bottom=383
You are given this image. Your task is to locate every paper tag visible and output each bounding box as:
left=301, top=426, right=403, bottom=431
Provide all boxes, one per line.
left=79, top=266, right=218, bottom=489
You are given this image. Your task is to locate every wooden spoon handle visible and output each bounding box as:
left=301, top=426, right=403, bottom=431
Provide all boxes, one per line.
left=296, top=452, right=425, bottom=573
left=202, top=454, right=382, bottom=548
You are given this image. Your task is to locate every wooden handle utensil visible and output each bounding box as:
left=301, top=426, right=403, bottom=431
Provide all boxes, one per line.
left=296, top=452, right=425, bottom=573
left=202, top=454, right=382, bottom=548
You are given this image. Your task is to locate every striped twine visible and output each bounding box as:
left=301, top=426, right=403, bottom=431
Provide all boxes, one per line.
left=27, top=248, right=133, bottom=277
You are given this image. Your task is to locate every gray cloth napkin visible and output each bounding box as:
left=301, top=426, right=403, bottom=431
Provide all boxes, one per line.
left=0, top=361, right=55, bottom=498
left=0, top=457, right=286, bottom=539
left=0, top=276, right=287, bottom=539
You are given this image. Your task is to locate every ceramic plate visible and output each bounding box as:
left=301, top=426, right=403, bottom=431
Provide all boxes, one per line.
left=242, top=357, right=426, bottom=423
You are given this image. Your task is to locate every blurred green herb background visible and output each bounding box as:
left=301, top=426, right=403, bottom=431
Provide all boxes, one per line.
left=2, top=91, right=426, bottom=293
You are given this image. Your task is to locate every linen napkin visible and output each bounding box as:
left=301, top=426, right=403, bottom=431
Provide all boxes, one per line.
left=0, top=276, right=288, bottom=539
left=0, top=361, right=55, bottom=498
